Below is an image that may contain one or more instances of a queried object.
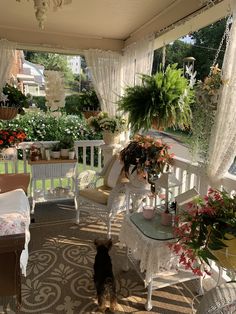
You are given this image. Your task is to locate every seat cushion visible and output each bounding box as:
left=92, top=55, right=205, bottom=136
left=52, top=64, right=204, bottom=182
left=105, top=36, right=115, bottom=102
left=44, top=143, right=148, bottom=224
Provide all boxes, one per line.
left=79, top=185, right=111, bottom=205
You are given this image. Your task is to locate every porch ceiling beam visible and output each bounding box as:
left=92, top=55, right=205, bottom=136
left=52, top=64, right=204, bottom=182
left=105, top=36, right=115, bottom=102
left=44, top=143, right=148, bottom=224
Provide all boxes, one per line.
left=0, top=27, right=124, bottom=55
left=124, top=0, right=230, bottom=49
left=154, top=0, right=231, bottom=50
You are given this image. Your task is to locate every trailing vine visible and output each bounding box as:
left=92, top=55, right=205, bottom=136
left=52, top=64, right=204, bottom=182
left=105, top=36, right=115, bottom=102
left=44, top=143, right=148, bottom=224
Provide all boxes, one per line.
left=190, top=65, right=224, bottom=162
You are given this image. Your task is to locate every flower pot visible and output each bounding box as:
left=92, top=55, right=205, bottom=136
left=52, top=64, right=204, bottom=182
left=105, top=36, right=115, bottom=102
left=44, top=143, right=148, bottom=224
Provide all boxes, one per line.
left=211, top=235, right=236, bottom=270
left=51, top=151, right=60, bottom=159
left=103, top=131, right=120, bottom=145
left=0, top=107, right=18, bottom=120
left=60, top=148, right=69, bottom=159
left=68, top=151, right=75, bottom=160
left=142, top=206, right=155, bottom=220
left=161, top=212, right=173, bottom=226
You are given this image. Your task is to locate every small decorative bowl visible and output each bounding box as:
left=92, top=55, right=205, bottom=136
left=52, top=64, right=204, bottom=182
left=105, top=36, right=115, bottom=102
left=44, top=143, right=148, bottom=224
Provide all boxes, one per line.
left=142, top=206, right=155, bottom=220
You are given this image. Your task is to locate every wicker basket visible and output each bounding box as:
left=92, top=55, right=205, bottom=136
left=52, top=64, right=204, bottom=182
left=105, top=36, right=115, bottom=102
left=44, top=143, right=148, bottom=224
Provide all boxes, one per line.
left=0, top=107, right=18, bottom=120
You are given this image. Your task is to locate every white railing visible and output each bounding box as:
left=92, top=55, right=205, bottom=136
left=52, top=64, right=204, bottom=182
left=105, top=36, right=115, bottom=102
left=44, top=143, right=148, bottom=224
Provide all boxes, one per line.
left=1, top=140, right=236, bottom=196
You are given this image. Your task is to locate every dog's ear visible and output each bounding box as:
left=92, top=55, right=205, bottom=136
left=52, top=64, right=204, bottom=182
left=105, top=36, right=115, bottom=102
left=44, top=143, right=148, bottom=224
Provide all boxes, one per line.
left=106, top=238, right=112, bottom=250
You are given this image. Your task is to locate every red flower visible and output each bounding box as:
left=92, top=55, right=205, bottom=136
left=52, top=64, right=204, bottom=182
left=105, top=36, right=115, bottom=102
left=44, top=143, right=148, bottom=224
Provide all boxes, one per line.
left=0, top=129, right=27, bottom=149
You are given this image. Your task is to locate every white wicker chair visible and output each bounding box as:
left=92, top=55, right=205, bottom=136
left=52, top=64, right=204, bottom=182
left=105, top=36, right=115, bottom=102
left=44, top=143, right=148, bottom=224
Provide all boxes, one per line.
left=196, top=282, right=236, bottom=314
left=75, top=155, right=128, bottom=238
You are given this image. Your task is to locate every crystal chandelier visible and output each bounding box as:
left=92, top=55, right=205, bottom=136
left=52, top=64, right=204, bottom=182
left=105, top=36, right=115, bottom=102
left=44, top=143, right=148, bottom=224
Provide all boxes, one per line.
left=16, top=0, right=72, bottom=30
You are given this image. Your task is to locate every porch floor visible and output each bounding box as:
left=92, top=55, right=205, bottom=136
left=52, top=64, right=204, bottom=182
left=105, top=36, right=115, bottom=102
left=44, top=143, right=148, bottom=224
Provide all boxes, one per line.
left=0, top=200, right=216, bottom=313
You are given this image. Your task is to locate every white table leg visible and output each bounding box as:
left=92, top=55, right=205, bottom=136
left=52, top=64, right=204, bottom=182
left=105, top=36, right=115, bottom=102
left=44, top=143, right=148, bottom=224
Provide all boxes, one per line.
left=145, top=278, right=153, bottom=311
left=197, top=276, right=204, bottom=295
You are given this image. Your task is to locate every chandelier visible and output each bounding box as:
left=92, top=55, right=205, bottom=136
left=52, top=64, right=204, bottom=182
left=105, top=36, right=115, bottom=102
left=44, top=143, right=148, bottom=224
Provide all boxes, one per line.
left=16, top=0, right=72, bottom=30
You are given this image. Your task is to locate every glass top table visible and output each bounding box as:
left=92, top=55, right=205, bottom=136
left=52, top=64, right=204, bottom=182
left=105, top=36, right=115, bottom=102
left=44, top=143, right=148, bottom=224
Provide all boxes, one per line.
left=130, top=212, right=174, bottom=241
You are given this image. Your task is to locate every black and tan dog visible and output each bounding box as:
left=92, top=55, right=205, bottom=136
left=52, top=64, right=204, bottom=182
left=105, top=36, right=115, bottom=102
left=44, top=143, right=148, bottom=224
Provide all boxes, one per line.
left=94, top=238, right=117, bottom=313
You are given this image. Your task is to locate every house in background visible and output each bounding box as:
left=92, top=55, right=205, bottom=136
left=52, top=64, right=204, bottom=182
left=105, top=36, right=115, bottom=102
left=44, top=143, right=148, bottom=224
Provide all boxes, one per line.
left=9, top=50, right=45, bottom=96
left=18, top=59, right=45, bottom=96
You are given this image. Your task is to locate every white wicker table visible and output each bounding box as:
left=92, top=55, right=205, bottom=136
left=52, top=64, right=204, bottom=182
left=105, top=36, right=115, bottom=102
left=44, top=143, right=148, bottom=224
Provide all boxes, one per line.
left=119, top=213, right=202, bottom=311
left=28, top=159, right=77, bottom=213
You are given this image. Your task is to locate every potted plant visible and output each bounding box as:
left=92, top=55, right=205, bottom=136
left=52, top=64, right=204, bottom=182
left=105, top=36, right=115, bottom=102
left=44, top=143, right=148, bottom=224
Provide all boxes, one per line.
left=51, top=143, right=61, bottom=159
left=119, top=134, right=174, bottom=188
left=68, top=147, right=76, bottom=160
left=88, top=112, right=127, bottom=144
left=190, top=64, right=223, bottom=161
left=59, top=135, right=74, bottom=159
left=0, top=83, right=30, bottom=120
left=118, top=64, right=193, bottom=132
left=170, top=188, right=236, bottom=276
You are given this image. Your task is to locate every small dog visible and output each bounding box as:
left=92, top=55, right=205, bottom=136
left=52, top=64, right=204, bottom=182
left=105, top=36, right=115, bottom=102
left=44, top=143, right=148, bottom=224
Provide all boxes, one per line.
left=94, top=238, right=117, bottom=313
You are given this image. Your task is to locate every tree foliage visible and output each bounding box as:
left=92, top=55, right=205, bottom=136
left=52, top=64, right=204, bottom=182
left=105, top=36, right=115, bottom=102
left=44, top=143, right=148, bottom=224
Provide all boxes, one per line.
left=24, top=51, right=74, bottom=83
left=189, top=18, right=228, bottom=80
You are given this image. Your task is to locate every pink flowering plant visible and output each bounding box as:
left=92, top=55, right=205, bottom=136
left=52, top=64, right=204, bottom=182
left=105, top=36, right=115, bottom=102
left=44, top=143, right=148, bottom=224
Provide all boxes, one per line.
left=170, top=188, right=236, bottom=276
left=120, top=134, right=174, bottom=181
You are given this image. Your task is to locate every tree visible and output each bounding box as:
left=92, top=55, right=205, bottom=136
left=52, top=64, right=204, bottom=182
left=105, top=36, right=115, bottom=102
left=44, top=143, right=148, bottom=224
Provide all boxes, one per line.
left=152, top=40, right=192, bottom=74
left=24, top=51, right=74, bottom=84
left=189, top=18, right=228, bottom=80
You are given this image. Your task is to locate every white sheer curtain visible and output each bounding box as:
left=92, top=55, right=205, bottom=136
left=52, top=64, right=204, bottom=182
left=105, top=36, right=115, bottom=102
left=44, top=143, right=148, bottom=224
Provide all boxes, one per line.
left=84, top=49, right=122, bottom=116
left=207, top=3, right=236, bottom=184
left=121, top=33, right=155, bottom=88
left=0, top=39, right=16, bottom=93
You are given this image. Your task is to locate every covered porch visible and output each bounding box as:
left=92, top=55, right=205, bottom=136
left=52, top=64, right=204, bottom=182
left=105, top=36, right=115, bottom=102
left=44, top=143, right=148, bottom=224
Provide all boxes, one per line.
left=0, top=0, right=236, bottom=313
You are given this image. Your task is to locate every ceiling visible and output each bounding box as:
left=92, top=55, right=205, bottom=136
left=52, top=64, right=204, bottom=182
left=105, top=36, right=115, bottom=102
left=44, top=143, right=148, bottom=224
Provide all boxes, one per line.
left=0, top=0, right=229, bottom=53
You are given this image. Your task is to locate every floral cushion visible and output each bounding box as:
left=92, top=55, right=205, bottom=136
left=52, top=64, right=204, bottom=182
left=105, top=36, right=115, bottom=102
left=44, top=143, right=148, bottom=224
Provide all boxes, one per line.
left=0, top=212, right=26, bottom=236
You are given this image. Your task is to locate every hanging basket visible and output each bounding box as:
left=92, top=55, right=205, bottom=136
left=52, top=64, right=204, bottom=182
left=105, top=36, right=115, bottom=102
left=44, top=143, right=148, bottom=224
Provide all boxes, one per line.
left=0, top=107, right=18, bottom=120
left=103, top=131, right=120, bottom=145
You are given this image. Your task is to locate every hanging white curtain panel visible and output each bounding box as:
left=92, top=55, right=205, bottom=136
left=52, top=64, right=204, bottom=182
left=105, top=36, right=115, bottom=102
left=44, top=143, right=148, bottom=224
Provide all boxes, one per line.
left=121, top=33, right=155, bottom=89
left=0, top=39, right=16, bottom=93
left=207, top=2, right=236, bottom=184
left=84, top=49, right=122, bottom=116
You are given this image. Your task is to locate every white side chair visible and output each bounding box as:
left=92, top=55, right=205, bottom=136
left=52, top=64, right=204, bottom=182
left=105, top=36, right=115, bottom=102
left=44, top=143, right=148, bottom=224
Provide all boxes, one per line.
left=76, top=155, right=128, bottom=238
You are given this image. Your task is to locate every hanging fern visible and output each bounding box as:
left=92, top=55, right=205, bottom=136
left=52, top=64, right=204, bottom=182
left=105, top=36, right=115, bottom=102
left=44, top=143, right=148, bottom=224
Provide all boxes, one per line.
left=118, top=64, right=194, bottom=133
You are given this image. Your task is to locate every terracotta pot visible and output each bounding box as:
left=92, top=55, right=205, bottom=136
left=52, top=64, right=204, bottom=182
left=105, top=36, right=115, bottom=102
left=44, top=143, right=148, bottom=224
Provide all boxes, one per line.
left=0, top=107, right=18, bottom=120
left=103, top=131, right=120, bottom=145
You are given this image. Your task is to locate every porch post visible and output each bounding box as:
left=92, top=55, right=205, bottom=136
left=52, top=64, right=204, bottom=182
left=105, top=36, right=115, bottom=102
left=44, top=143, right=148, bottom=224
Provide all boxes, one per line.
left=101, top=144, right=122, bottom=165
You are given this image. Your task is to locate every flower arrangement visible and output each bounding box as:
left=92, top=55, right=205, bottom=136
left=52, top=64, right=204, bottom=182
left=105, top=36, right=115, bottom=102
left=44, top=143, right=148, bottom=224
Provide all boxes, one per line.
left=0, top=129, right=27, bottom=149
left=170, top=188, right=236, bottom=276
left=87, top=112, right=127, bottom=134
left=30, top=144, right=41, bottom=161
left=120, top=134, right=174, bottom=181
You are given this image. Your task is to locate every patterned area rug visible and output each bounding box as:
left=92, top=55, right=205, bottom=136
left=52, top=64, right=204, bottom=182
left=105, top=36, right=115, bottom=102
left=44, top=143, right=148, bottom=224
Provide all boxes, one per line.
left=0, top=201, right=202, bottom=314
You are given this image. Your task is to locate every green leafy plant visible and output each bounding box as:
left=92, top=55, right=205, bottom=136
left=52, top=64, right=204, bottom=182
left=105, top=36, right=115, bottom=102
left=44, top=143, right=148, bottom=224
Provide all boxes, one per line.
left=88, top=111, right=127, bottom=134
left=190, top=65, right=223, bottom=161
left=0, top=83, right=30, bottom=115
left=120, top=134, right=174, bottom=181
left=118, top=64, right=193, bottom=133
left=170, top=188, right=236, bottom=276
left=59, top=134, right=74, bottom=149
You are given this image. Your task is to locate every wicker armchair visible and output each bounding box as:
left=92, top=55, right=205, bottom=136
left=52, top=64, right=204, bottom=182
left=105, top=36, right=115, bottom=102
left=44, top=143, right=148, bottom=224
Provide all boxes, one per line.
left=196, top=282, right=236, bottom=314
left=76, top=155, right=128, bottom=238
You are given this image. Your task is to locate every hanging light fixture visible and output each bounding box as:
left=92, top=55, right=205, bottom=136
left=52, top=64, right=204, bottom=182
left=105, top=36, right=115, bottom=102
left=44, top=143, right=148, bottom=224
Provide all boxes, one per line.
left=16, top=0, right=72, bottom=30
